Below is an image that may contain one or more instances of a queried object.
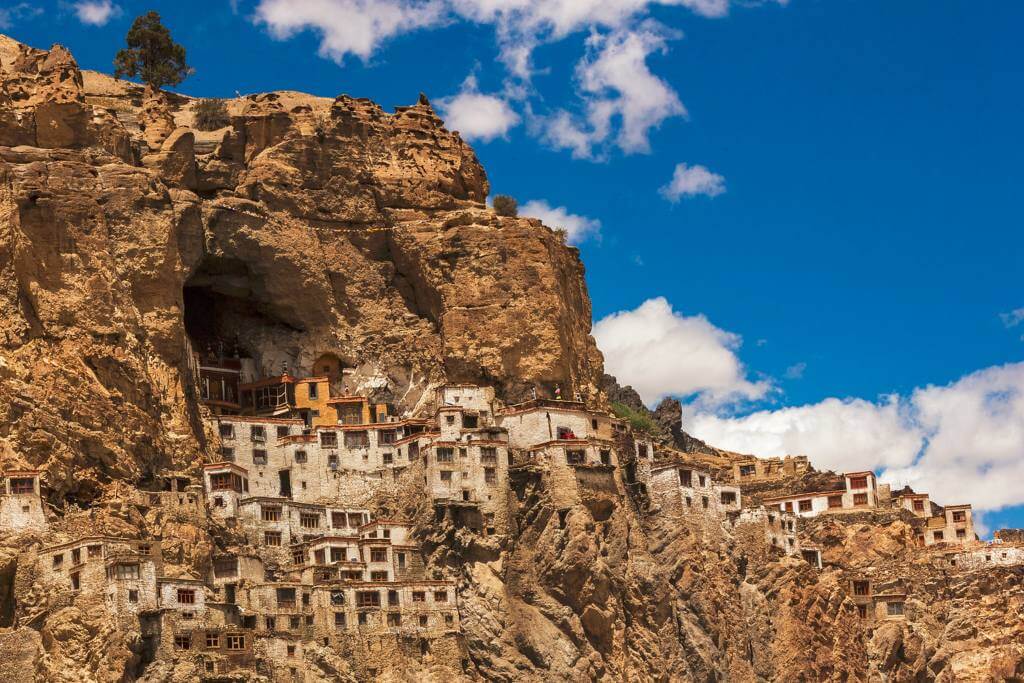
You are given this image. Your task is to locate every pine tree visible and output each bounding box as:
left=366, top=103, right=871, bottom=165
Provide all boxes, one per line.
left=114, top=11, right=191, bottom=90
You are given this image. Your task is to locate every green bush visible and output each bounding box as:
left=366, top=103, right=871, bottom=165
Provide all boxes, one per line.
left=611, top=402, right=659, bottom=435
left=492, top=194, right=518, bottom=217
left=193, top=98, right=229, bottom=131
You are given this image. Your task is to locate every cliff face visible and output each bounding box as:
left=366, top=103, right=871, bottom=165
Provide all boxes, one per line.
left=1, top=37, right=1022, bottom=683
left=0, top=38, right=602, bottom=504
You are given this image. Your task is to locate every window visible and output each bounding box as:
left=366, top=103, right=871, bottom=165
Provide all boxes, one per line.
left=251, top=426, right=266, bottom=442
left=952, top=510, right=967, bottom=523
left=174, top=635, right=191, bottom=650
left=219, top=423, right=235, bottom=439
left=226, top=634, right=245, bottom=650
left=784, top=502, right=793, bottom=513
left=439, top=470, right=452, bottom=482
left=300, top=513, right=320, bottom=529
left=213, top=558, right=238, bottom=578
left=314, top=549, right=326, bottom=564
left=277, top=588, right=296, bottom=608
left=956, top=529, right=966, bottom=539
left=720, top=491, right=737, bottom=505
left=798, top=500, right=812, bottom=512
left=445, top=415, right=455, bottom=425
left=265, top=616, right=276, bottom=630
left=53, top=553, right=63, bottom=569
left=262, top=505, right=282, bottom=521
left=71, top=572, right=80, bottom=590
left=252, top=449, right=267, bottom=465
left=739, top=464, right=755, bottom=477
left=388, top=590, right=399, bottom=606
left=445, top=613, right=454, bottom=627
left=331, top=590, right=345, bottom=606
left=114, top=564, right=140, bottom=580
left=308, top=383, right=318, bottom=400
left=358, top=613, right=368, bottom=625
left=277, top=425, right=290, bottom=439
left=566, top=450, right=585, bottom=465
left=828, top=495, right=843, bottom=509
left=379, top=430, right=396, bottom=445
left=128, top=589, right=139, bottom=603
left=485, top=467, right=497, bottom=484
left=321, top=431, right=338, bottom=448
left=412, top=591, right=426, bottom=602
left=853, top=493, right=869, bottom=506
left=397, top=552, right=406, bottom=569
left=264, top=531, right=282, bottom=546
left=370, top=548, right=387, bottom=563
left=857, top=604, right=868, bottom=618
left=600, top=450, right=611, bottom=466
left=205, top=632, right=220, bottom=648
left=331, top=512, right=346, bottom=528
left=434, top=590, right=448, bottom=603
left=886, top=602, right=904, bottom=616
left=933, top=530, right=944, bottom=541
left=178, top=588, right=196, bottom=604
left=210, top=472, right=235, bottom=491
left=388, top=612, right=402, bottom=627
left=87, top=545, right=101, bottom=558
left=463, top=415, right=478, bottom=429
left=913, top=499, right=925, bottom=512
left=853, top=580, right=870, bottom=596
left=419, top=615, right=428, bottom=627
left=701, top=496, right=709, bottom=509
left=698, top=475, right=707, bottom=487
left=370, top=571, right=388, bottom=581
left=330, top=547, right=345, bottom=562
left=289, top=616, right=300, bottom=629
left=383, top=453, right=393, bottom=465
left=436, top=447, right=454, bottom=463
left=849, top=476, right=868, bottom=489
left=295, top=450, right=307, bottom=463
left=357, top=591, right=381, bottom=607
left=334, top=612, right=346, bottom=627
left=344, top=431, right=369, bottom=448
left=679, top=470, right=692, bottom=487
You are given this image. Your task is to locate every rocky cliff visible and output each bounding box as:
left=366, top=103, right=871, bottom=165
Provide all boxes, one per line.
left=1, top=37, right=1021, bottom=683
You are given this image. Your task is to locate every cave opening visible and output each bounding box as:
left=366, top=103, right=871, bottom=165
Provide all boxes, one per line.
left=182, top=256, right=304, bottom=409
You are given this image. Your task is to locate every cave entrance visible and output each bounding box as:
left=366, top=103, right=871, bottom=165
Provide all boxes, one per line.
left=182, top=256, right=302, bottom=410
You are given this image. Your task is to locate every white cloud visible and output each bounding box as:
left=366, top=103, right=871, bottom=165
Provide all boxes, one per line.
left=660, top=162, right=726, bottom=200
left=594, top=297, right=769, bottom=408
left=254, top=0, right=788, bottom=157
left=73, top=0, right=121, bottom=26
left=686, top=362, right=1024, bottom=514
left=520, top=199, right=601, bottom=244
left=1000, top=307, right=1024, bottom=329
left=0, top=2, right=41, bottom=29
left=254, top=0, right=446, bottom=63
left=437, top=74, right=520, bottom=142
left=784, top=361, right=806, bottom=380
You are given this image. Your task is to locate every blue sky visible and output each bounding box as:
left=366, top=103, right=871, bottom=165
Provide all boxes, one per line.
left=7, top=0, right=1023, bottom=532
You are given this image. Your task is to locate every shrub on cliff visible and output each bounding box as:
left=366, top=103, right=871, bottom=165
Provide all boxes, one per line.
left=492, top=195, right=518, bottom=217
left=114, top=11, right=191, bottom=89
left=193, top=98, right=229, bottom=131
left=611, top=401, right=659, bottom=435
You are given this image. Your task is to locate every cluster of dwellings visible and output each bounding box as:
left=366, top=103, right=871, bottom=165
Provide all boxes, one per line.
left=846, top=576, right=912, bottom=623
left=731, top=455, right=810, bottom=482
left=757, top=473, right=977, bottom=549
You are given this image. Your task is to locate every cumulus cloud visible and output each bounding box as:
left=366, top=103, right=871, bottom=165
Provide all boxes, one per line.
left=73, top=0, right=121, bottom=26
left=686, top=362, right=1024, bottom=514
left=520, top=199, right=601, bottom=244
left=593, top=297, right=769, bottom=408
left=254, top=0, right=787, bottom=157
left=437, top=74, right=520, bottom=142
left=0, top=2, right=41, bottom=29
left=784, top=362, right=806, bottom=379
left=1000, top=307, right=1024, bottom=329
left=660, top=162, right=726, bottom=200
left=254, top=0, right=446, bottom=63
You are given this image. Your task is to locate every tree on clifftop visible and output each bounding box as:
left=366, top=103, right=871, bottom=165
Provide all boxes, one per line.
left=113, top=11, right=191, bottom=90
